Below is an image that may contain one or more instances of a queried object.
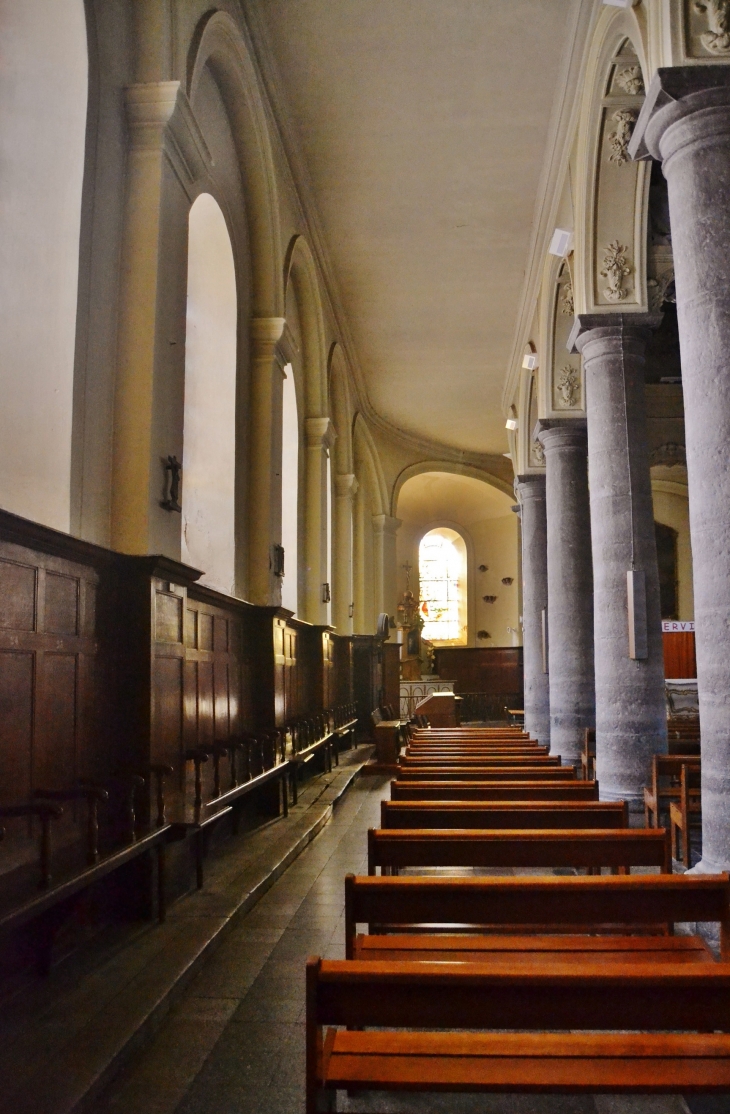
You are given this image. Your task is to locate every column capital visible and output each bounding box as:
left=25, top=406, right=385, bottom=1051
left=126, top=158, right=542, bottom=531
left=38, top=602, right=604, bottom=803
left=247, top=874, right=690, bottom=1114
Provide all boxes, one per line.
left=514, top=473, right=546, bottom=503
left=372, top=513, right=401, bottom=537
left=535, top=418, right=587, bottom=453
left=630, top=66, right=730, bottom=163
left=335, top=473, right=358, bottom=498
left=251, top=316, right=287, bottom=351
left=305, top=416, right=336, bottom=449
left=568, top=313, right=662, bottom=356
left=124, top=82, right=212, bottom=183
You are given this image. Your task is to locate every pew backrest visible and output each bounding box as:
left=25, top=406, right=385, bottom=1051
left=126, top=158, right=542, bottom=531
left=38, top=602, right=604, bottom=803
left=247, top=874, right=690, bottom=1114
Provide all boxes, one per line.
left=382, top=799, right=624, bottom=829
left=389, top=780, right=598, bottom=801
left=366, top=827, right=672, bottom=875
left=344, top=872, right=730, bottom=958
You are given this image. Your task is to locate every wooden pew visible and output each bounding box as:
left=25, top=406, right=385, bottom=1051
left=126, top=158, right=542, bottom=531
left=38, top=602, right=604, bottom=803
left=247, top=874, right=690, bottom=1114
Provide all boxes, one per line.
left=344, top=873, right=729, bottom=956
left=381, top=798, right=625, bottom=830
left=670, top=762, right=702, bottom=868
left=395, top=768, right=577, bottom=782
left=306, top=954, right=730, bottom=1111
left=367, top=827, right=672, bottom=876
left=644, top=754, right=700, bottom=828
left=403, top=757, right=561, bottom=766
left=581, top=728, right=596, bottom=781
left=390, top=781, right=598, bottom=802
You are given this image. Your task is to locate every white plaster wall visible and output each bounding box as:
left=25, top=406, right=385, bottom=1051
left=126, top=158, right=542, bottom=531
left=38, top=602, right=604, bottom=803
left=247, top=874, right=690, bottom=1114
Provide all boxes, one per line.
left=281, top=365, right=299, bottom=613
left=470, top=514, right=520, bottom=647
left=652, top=481, right=694, bottom=621
left=0, top=0, right=87, bottom=530
left=181, top=194, right=237, bottom=595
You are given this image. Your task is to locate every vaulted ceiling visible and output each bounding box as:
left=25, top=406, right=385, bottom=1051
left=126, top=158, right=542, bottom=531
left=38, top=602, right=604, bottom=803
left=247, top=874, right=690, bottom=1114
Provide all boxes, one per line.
left=255, top=0, right=580, bottom=456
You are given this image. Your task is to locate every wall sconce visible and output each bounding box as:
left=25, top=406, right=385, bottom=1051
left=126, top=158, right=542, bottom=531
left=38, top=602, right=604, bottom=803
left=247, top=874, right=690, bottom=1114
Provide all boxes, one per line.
left=161, top=456, right=182, bottom=513
left=322, top=582, right=331, bottom=603
left=522, top=353, right=538, bottom=371
left=502, top=577, right=514, bottom=586
left=505, top=418, right=518, bottom=431
left=478, top=564, right=488, bottom=573
left=483, top=595, right=498, bottom=604
left=271, top=544, right=285, bottom=577
left=549, top=228, right=573, bottom=257
left=477, top=630, right=491, bottom=640
left=348, top=602, right=354, bottom=618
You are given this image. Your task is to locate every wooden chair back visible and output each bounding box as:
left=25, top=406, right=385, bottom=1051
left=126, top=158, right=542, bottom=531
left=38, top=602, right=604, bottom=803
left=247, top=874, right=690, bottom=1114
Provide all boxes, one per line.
left=389, top=780, right=598, bottom=802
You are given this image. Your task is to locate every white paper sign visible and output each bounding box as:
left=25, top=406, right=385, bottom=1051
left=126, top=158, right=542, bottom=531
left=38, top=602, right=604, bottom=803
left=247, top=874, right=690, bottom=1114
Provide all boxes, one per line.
left=661, top=620, right=695, bottom=633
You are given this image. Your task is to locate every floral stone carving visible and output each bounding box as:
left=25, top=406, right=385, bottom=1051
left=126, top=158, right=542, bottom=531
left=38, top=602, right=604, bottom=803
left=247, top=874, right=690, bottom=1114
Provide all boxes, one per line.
left=608, top=109, right=637, bottom=166
left=531, top=439, right=545, bottom=466
left=695, top=0, right=730, bottom=54
left=560, top=281, right=574, bottom=316
left=601, top=241, right=631, bottom=302
left=615, top=65, right=644, bottom=96
left=556, top=365, right=580, bottom=409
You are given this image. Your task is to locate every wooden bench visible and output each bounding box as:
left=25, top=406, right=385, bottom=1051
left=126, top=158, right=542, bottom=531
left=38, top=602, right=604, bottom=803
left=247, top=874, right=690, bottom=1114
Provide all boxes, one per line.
left=398, top=757, right=566, bottom=766
left=390, top=780, right=599, bottom=801
left=580, top=727, right=596, bottom=781
left=381, top=798, right=625, bottom=830
left=397, top=767, right=575, bottom=782
left=344, top=872, right=730, bottom=955
left=306, top=953, right=730, bottom=1112
left=644, top=753, right=700, bottom=828
left=367, top=827, right=672, bottom=876
left=670, top=762, right=702, bottom=868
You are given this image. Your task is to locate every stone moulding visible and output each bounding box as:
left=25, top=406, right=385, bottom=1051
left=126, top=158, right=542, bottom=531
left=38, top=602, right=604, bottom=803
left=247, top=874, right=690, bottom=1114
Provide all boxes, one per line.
left=650, top=442, right=687, bottom=468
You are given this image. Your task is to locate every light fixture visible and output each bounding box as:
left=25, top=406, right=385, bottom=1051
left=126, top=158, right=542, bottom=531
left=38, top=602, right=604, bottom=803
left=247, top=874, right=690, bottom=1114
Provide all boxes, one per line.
left=549, top=228, right=573, bottom=257
left=522, top=353, right=538, bottom=371
left=505, top=418, right=518, bottom=431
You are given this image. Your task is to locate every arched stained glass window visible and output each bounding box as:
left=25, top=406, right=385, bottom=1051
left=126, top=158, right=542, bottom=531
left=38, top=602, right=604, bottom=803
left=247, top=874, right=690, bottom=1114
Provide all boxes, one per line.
left=419, top=528, right=467, bottom=644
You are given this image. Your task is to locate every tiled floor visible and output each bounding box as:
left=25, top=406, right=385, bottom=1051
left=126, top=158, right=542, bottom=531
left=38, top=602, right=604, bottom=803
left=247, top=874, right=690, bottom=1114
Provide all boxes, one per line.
left=92, top=774, right=699, bottom=1114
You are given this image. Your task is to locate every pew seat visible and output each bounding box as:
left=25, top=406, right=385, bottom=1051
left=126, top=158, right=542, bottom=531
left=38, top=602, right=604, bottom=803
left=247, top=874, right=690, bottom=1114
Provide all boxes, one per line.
left=366, top=827, right=672, bottom=875
left=307, top=958, right=730, bottom=1112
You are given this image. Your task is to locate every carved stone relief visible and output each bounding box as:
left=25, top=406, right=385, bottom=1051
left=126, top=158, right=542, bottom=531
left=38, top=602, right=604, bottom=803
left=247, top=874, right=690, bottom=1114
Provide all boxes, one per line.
left=608, top=109, right=638, bottom=166
left=601, top=241, right=631, bottom=302
left=555, top=365, right=581, bottom=410
left=560, top=281, right=574, bottom=316
left=650, top=442, right=687, bottom=468
left=614, top=66, right=644, bottom=96
left=530, top=439, right=545, bottom=467
left=647, top=270, right=676, bottom=312
left=693, top=0, right=730, bottom=54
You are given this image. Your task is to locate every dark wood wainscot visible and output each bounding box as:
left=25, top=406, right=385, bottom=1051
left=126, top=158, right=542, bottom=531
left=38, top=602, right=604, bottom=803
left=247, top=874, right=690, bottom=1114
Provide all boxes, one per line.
left=433, top=646, right=524, bottom=721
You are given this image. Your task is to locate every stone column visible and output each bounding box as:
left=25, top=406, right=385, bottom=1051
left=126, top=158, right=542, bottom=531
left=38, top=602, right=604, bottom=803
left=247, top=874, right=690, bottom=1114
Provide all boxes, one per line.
left=372, top=514, right=401, bottom=621
left=631, top=68, right=730, bottom=868
left=333, top=473, right=357, bottom=634
left=536, top=421, right=595, bottom=766
left=303, top=418, right=333, bottom=625
left=569, top=315, right=666, bottom=803
left=514, top=475, right=550, bottom=746
left=248, top=317, right=286, bottom=606
left=352, top=484, right=367, bottom=632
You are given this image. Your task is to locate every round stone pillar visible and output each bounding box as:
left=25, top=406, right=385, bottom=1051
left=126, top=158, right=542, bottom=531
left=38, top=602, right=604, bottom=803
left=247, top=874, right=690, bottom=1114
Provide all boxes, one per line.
left=631, top=69, right=730, bottom=868
left=568, top=315, right=667, bottom=804
left=536, top=420, right=595, bottom=766
left=514, top=475, right=550, bottom=747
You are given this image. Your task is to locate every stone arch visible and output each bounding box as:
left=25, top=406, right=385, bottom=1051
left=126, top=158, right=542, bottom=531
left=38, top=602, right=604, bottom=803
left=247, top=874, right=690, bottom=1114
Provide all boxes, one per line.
left=573, top=7, right=650, bottom=316
left=328, top=344, right=353, bottom=475
left=188, top=10, right=282, bottom=318
left=284, top=235, right=328, bottom=417
left=353, top=415, right=388, bottom=517
left=391, top=460, right=512, bottom=517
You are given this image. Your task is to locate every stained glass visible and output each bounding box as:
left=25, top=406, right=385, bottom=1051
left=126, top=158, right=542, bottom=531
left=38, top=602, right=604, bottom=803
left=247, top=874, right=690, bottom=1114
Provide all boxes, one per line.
left=419, top=530, right=465, bottom=643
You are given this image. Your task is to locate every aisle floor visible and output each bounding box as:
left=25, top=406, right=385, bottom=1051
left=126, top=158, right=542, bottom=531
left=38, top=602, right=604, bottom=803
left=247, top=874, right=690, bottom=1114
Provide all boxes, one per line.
left=93, top=774, right=695, bottom=1114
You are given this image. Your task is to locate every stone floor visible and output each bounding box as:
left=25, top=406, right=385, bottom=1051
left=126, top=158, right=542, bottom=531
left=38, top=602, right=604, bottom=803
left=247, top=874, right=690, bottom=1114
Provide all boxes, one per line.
left=89, top=771, right=720, bottom=1114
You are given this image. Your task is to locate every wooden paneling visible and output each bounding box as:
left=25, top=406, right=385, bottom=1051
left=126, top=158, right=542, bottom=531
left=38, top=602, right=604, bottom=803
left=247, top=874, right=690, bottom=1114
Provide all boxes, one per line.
left=434, top=647, right=523, bottom=696
left=663, top=631, right=696, bottom=679
left=383, top=643, right=400, bottom=712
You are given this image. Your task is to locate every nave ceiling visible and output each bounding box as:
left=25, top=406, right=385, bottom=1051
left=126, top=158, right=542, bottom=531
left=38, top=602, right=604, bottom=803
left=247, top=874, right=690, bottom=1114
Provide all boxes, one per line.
left=253, top=0, right=582, bottom=457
